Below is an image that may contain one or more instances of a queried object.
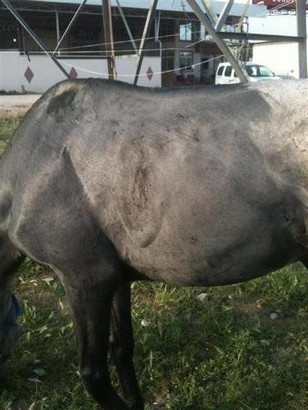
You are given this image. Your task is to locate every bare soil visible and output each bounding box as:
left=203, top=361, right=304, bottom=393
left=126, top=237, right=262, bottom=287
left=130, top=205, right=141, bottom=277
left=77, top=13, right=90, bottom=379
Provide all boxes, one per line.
left=0, top=94, right=41, bottom=117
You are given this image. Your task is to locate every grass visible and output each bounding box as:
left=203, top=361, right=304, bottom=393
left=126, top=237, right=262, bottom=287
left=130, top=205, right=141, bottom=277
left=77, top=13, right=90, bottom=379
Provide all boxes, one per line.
left=0, top=116, right=23, bottom=156
left=0, top=92, right=21, bottom=96
left=0, top=116, right=307, bottom=409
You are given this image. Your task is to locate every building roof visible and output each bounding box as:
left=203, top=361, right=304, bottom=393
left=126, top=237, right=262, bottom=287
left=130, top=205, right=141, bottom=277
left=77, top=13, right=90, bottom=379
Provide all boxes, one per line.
left=29, top=0, right=267, bottom=17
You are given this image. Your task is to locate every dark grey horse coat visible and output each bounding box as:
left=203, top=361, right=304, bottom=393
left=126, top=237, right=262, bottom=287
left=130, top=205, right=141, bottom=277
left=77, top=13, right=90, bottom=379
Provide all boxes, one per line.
left=0, top=79, right=307, bottom=409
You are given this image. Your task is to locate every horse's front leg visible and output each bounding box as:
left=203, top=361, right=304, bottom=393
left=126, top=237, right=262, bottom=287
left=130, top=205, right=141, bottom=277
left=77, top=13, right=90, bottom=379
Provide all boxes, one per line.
left=57, top=253, right=130, bottom=410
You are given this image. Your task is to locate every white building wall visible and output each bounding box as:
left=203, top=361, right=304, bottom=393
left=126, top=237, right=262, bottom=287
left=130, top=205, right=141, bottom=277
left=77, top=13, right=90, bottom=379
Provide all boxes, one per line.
left=253, top=42, right=308, bottom=79
left=0, top=52, right=161, bottom=93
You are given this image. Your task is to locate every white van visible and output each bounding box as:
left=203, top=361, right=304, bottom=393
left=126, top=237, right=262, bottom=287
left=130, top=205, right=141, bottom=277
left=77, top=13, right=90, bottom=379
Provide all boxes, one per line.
left=215, top=62, right=281, bottom=85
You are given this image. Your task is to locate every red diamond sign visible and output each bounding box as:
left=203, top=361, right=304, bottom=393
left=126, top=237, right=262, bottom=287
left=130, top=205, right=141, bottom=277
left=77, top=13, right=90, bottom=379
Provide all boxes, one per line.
left=24, top=66, right=34, bottom=83
left=69, top=67, right=78, bottom=79
left=146, top=66, right=153, bottom=81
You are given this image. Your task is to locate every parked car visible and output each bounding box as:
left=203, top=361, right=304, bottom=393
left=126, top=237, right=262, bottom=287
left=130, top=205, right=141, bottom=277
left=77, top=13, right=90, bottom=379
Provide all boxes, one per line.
left=215, top=62, right=282, bottom=85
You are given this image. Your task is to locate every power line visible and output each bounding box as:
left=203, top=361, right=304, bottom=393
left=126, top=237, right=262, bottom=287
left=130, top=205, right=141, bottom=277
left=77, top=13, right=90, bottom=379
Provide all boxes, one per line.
left=60, top=53, right=222, bottom=78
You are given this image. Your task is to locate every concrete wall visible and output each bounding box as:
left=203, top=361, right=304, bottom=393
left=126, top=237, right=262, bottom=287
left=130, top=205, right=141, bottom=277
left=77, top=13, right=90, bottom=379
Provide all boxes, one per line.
left=252, top=42, right=308, bottom=79
left=0, top=52, right=161, bottom=93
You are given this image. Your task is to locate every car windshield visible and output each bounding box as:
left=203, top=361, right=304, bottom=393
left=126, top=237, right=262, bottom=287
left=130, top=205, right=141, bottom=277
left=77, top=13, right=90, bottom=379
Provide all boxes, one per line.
left=245, top=64, right=275, bottom=78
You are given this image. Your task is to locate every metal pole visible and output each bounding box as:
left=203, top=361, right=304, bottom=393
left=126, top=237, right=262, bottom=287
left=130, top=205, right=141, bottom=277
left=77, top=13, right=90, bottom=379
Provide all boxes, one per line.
left=236, top=0, right=250, bottom=33
left=201, top=0, right=218, bottom=27
left=2, top=0, right=70, bottom=78
left=187, top=0, right=248, bottom=84
left=215, top=0, right=234, bottom=32
left=115, top=0, right=138, bottom=56
left=296, top=0, right=307, bottom=78
left=55, top=9, right=60, bottom=44
left=53, top=0, right=87, bottom=56
left=155, top=10, right=162, bottom=60
left=102, top=0, right=117, bottom=80
left=134, top=0, right=158, bottom=86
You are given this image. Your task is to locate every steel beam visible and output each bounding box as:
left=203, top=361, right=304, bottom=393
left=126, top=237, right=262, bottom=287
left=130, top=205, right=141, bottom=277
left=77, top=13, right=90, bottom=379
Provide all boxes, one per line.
left=215, top=0, right=234, bottom=32
left=134, top=0, right=158, bottom=86
left=53, top=0, right=87, bottom=56
left=187, top=0, right=248, bottom=84
left=218, top=32, right=302, bottom=43
left=55, top=9, right=60, bottom=44
left=155, top=10, right=162, bottom=59
left=116, top=0, right=138, bottom=56
left=236, top=0, right=250, bottom=33
left=2, top=0, right=70, bottom=78
left=102, top=0, right=117, bottom=80
left=201, top=0, right=218, bottom=27
left=296, top=0, right=307, bottom=78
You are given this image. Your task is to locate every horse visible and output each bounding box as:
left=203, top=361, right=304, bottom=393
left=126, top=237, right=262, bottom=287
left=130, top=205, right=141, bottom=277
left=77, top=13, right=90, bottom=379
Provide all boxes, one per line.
left=0, top=78, right=307, bottom=409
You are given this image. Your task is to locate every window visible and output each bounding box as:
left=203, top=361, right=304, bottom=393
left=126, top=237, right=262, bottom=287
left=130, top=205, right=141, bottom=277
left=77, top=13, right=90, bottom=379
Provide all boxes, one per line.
left=258, top=65, right=274, bottom=78
left=217, top=66, right=224, bottom=76
left=225, top=66, right=232, bottom=77
left=244, top=64, right=274, bottom=78
left=179, top=51, right=193, bottom=70
left=179, top=22, right=192, bottom=41
left=200, top=24, right=207, bottom=41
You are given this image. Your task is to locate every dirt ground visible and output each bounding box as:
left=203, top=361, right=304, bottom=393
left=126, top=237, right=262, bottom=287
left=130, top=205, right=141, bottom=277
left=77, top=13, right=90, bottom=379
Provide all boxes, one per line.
left=0, top=94, right=41, bottom=117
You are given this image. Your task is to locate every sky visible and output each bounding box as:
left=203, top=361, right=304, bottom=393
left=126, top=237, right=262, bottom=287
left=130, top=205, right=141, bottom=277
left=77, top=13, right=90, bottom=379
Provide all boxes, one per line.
left=36, top=0, right=308, bottom=36
left=38, top=0, right=265, bottom=15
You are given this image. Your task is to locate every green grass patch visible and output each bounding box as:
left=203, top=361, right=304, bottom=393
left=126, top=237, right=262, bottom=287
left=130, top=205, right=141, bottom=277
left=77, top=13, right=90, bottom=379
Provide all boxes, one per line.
left=130, top=265, right=308, bottom=410
left=0, top=116, right=22, bottom=157
left=0, top=91, right=21, bottom=95
left=0, top=116, right=307, bottom=409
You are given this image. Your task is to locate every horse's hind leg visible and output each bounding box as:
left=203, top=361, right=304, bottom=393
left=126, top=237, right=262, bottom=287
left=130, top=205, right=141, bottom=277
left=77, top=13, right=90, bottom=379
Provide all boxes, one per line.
left=110, top=281, right=144, bottom=410
left=0, top=236, right=24, bottom=383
